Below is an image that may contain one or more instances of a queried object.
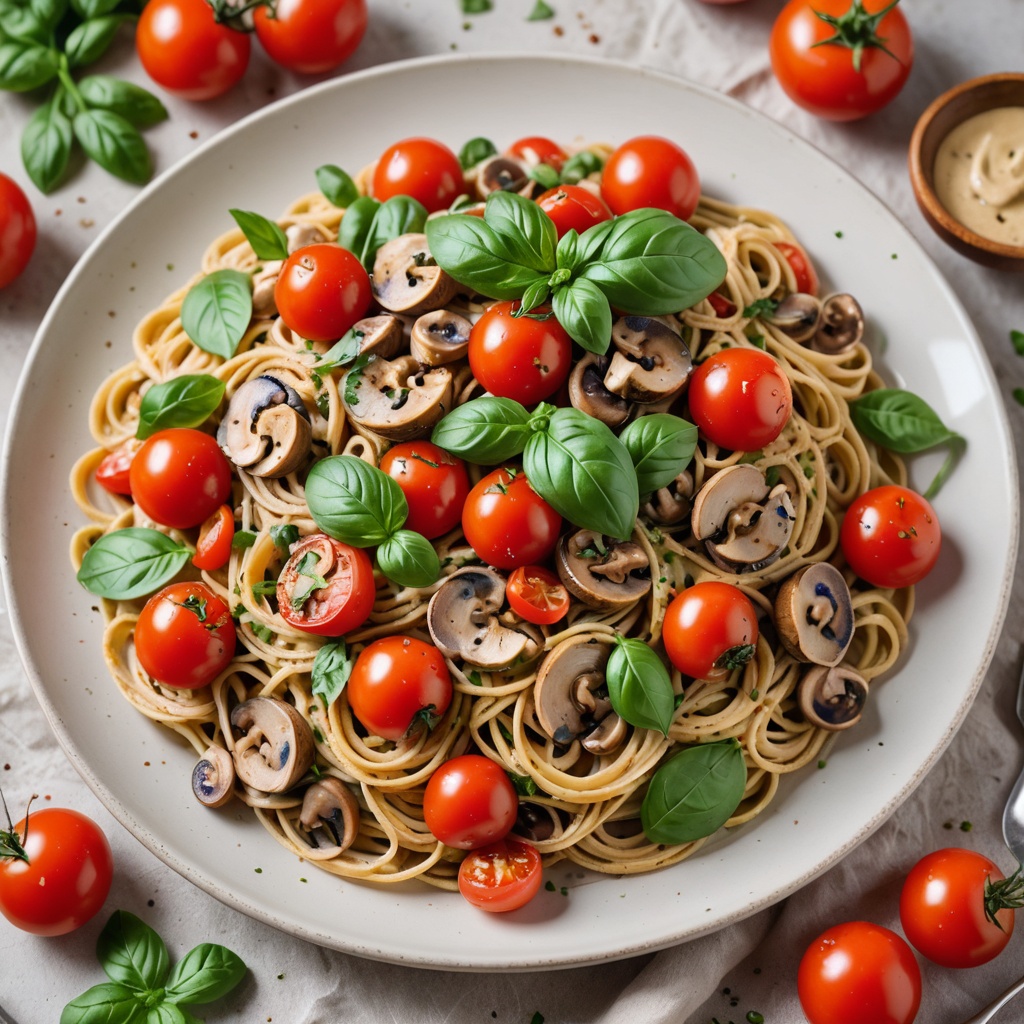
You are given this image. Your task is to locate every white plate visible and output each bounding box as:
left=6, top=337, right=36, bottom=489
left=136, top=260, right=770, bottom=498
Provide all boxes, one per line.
left=1, top=54, right=1017, bottom=970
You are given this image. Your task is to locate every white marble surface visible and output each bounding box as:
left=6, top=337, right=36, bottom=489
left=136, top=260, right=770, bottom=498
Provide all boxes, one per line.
left=1, top=1, right=1023, bottom=1021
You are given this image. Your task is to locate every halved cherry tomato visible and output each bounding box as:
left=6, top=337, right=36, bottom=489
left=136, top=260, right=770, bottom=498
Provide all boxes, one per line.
left=600, top=135, right=701, bottom=220
left=506, top=566, right=570, bottom=625
left=458, top=837, right=543, bottom=912
left=378, top=441, right=470, bottom=540
left=253, top=0, right=367, bottom=75
left=423, top=754, right=518, bottom=850
left=775, top=240, right=819, bottom=296
left=706, top=291, right=737, bottom=318
left=277, top=534, right=375, bottom=637
left=536, top=184, right=612, bottom=240
left=371, top=137, right=465, bottom=213
left=94, top=440, right=139, bottom=496
left=192, top=504, right=235, bottom=571
left=347, top=635, right=452, bottom=741
left=0, top=172, right=36, bottom=289
left=507, top=136, right=567, bottom=171
left=135, top=581, right=236, bottom=689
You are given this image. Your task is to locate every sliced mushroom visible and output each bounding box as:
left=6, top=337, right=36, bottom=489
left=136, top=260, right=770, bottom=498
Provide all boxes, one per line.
left=191, top=745, right=235, bottom=808
left=513, top=803, right=560, bottom=843
left=798, top=665, right=869, bottom=731
left=249, top=223, right=327, bottom=318
left=475, top=155, right=530, bottom=196
left=813, top=293, right=864, bottom=354
left=775, top=563, right=855, bottom=666
left=372, top=233, right=458, bottom=315
left=602, top=317, right=692, bottom=404
left=427, top=567, right=543, bottom=670
left=691, top=464, right=796, bottom=573
left=349, top=314, right=406, bottom=361
left=769, top=292, right=822, bottom=343
left=229, top=696, right=315, bottom=794
left=343, top=355, right=453, bottom=441
left=581, top=713, right=627, bottom=754
left=298, top=777, right=360, bottom=854
left=409, top=309, right=472, bottom=366
left=641, top=469, right=695, bottom=526
left=556, top=529, right=652, bottom=612
left=218, top=375, right=312, bottom=478
left=567, top=353, right=632, bottom=427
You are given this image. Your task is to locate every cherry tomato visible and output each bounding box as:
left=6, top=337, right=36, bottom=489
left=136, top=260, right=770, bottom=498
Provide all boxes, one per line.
left=136, top=0, right=250, bottom=101
left=192, top=504, right=234, bottom=571
left=798, top=921, right=922, bottom=1024
left=840, top=485, right=941, bottom=589
left=706, top=291, right=737, bottom=318
left=687, top=347, right=793, bottom=452
left=423, top=754, right=518, bottom=850
left=276, top=534, right=375, bottom=637
left=600, top=135, right=701, bottom=221
left=770, top=0, right=914, bottom=121
left=536, top=184, right=612, bottom=240
left=129, top=427, right=233, bottom=530
left=94, top=440, right=139, bottom=496
left=775, top=240, right=820, bottom=296
left=135, top=581, right=236, bottom=689
left=506, top=566, right=570, bottom=626
left=0, top=804, right=113, bottom=936
left=662, top=581, right=759, bottom=681
left=274, top=243, right=372, bottom=343
left=506, top=136, right=567, bottom=171
left=378, top=441, right=470, bottom=540
left=347, top=635, right=453, bottom=741
left=900, top=848, right=1018, bottom=968
left=0, top=173, right=36, bottom=289
left=462, top=468, right=562, bottom=571
left=458, top=837, right=543, bottom=912
left=253, top=0, right=367, bottom=75
left=468, top=301, right=573, bottom=405
left=371, top=137, right=465, bottom=213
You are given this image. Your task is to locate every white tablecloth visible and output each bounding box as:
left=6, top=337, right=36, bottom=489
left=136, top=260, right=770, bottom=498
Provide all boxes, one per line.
left=2, top=1, right=1023, bottom=1021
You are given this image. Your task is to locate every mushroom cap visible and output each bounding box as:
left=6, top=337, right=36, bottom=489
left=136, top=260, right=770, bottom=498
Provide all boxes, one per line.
left=770, top=292, right=822, bottom=343
left=229, top=696, right=315, bottom=794
left=813, top=293, right=864, bottom=354
left=409, top=308, right=472, bottom=366
left=533, top=635, right=615, bottom=746
left=555, top=529, right=652, bottom=611
left=775, top=562, right=856, bottom=667
left=371, top=233, right=459, bottom=316
left=299, top=776, right=360, bottom=854
left=343, top=354, right=453, bottom=441
left=567, top=353, right=632, bottom=427
left=798, top=664, right=869, bottom=730
left=603, top=316, right=692, bottom=405
left=191, top=745, right=235, bottom=808
left=475, top=155, right=530, bottom=196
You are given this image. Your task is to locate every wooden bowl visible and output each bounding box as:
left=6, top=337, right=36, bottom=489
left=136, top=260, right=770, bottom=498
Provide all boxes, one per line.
left=908, top=72, right=1024, bottom=271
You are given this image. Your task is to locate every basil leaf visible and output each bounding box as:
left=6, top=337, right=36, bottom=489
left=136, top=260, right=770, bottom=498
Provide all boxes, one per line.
left=318, top=326, right=362, bottom=371
left=72, top=108, right=150, bottom=184
left=72, top=0, right=122, bottom=16
left=58, top=982, right=145, bottom=1024
left=430, top=396, right=531, bottom=463
left=560, top=149, right=602, bottom=184
left=337, top=195, right=380, bottom=265
left=523, top=408, right=639, bottom=540
left=77, top=528, right=192, bottom=600
left=376, top=529, right=441, bottom=589
left=0, top=39, right=59, bottom=91
left=269, top=522, right=299, bottom=556
left=136, top=374, right=226, bottom=439
left=551, top=277, right=612, bottom=354
left=461, top=0, right=491, bottom=12
left=529, top=163, right=560, bottom=190
left=147, top=1005, right=192, bottom=1024
left=232, top=530, right=257, bottom=550
left=305, top=455, right=408, bottom=547
left=641, top=739, right=746, bottom=844
left=65, top=14, right=129, bottom=68
left=315, top=163, right=359, bottom=208
left=21, top=92, right=73, bottom=193
left=358, top=194, right=429, bottom=268
left=459, top=135, right=496, bottom=169
left=163, top=943, right=246, bottom=1004
left=619, top=413, right=698, bottom=494
left=30, top=0, right=66, bottom=31
left=527, top=0, right=555, bottom=19
left=97, top=910, right=169, bottom=991
left=181, top=269, right=252, bottom=360
left=607, top=637, right=674, bottom=735
left=311, top=640, right=354, bottom=710
left=229, top=208, right=289, bottom=261
left=482, top=190, right=557, bottom=274
left=519, top=276, right=550, bottom=315
left=77, top=76, right=168, bottom=128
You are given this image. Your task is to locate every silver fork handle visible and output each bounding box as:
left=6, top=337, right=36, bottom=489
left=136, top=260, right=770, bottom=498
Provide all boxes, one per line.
left=960, top=975, right=1024, bottom=1024
left=1002, top=760, right=1024, bottom=865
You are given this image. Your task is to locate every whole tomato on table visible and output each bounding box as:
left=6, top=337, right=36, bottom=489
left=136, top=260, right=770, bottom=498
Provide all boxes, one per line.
left=253, top=0, right=367, bottom=75
left=0, top=172, right=36, bottom=288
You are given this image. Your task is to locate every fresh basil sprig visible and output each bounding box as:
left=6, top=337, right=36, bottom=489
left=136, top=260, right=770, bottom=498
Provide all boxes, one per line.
left=229, top=208, right=289, bottom=261
left=848, top=388, right=966, bottom=499
left=641, top=739, right=747, bottom=845
left=60, top=910, right=246, bottom=1024
left=311, top=640, right=354, bottom=710
left=136, top=374, right=226, bottom=440
left=619, top=413, right=698, bottom=495
left=606, top=636, right=675, bottom=735
left=180, top=269, right=253, bottom=360
left=338, top=194, right=429, bottom=270
left=77, top=528, right=192, bottom=600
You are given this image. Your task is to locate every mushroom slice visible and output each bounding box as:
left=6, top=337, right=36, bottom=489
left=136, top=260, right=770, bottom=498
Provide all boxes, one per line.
left=798, top=665, right=869, bottom=731
left=229, top=696, right=315, bottom=794
left=343, top=355, right=453, bottom=441
left=409, top=309, right=472, bottom=366
left=641, top=469, right=695, bottom=526
left=581, top=713, right=627, bottom=754
left=475, top=155, right=529, bottom=196
left=775, top=563, right=855, bottom=667
left=602, top=316, right=693, bottom=404
left=555, top=529, right=651, bottom=612
left=350, top=314, right=406, bottom=361
left=567, top=353, right=632, bottom=428
left=427, top=567, right=543, bottom=670
left=769, top=292, right=822, bottom=343
left=218, top=375, right=312, bottom=478
left=813, top=293, right=864, bottom=354
left=299, top=777, right=360, bottom=854
left=371, top=233, right=459, bottom=315
left=191, top=745, right=235, bottom=808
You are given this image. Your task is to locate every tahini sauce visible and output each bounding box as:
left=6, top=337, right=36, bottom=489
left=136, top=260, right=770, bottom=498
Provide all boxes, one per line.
left=933, top=106, right=1024, bottom=246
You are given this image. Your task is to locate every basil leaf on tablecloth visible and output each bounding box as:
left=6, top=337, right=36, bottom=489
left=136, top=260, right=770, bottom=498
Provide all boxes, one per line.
left=96, top=909, right=169, bottom=990
left=21, top=91, right=73, bottom=193
left=77, top=76, right=168, bottom=128
left=72, top=108, right=150, bottom=184
left=163, top=943, right=247, bottom=1004
left=65, top=14, right=131, bottom=68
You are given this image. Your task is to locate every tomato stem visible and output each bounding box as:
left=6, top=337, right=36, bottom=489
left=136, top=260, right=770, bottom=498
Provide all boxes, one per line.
left=0, top=790, right=32, bottom=864
left=811, top=0, right=904, bottom=73
left=984, top=865, right=1024, bottom=929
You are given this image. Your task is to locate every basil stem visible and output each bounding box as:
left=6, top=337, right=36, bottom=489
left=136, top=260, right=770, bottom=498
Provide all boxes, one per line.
left=136, top=374, right=226, bottom=440
left=180, top=269, right=253, bottom=360
left=305, top=455, right=408, bottom=547
left=618, top=413, right=698, bottom=495
left=376, top=529, right=442, bottom=589
left=311, top=640, right=354, bottom=710
left=229, top=208, right=289, bottom=261
left=606, top=637, right=675, bottom=735
left=76, top=528, right=192, bottom=600
left=430, top=396, right=532, bottom=463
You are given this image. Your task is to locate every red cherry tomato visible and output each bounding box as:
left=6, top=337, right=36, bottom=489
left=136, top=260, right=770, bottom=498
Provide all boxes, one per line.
left=378, top=441, right=470, bottom=540
left=371, top=137, right=465, bottom=213
left=192, top=504, right=235, bottom=571
left=0, top=804, right=113, bottom=936
left=662, top=581, right=759, bottom=681
left=136, top=0, right=250, bottom=101
left=347, top=635, right=453, bottom=741
left=600, top=135, right=701, bottom=220
left=798, top=921, right=922, bottom=1024
left=770, top=0, right=913, bottom=121
left=423, top=754, right=518, bottom=850
left=135, top=581, right=237, bottom=689
left=253, top=0, right=367, bottom=75
left=274, top=243, right=372, bottom=343
left=129, top=427, right=233, bottom=530
left=95, top=440, right=139, bottom=496
left=462, top=467, right=562, bottom=571
left=687, top=347, right=793, bottom=452
left=506, top=566, right=570, bottom=626
left=506, top=136, right=567, bottom=171
left=900, top=848, right=1017, bottom=968
left=276, top=534, right=376, bottom=637
left=775, top=240, right=820, bottom=296
left=706, top=291, right=737, bottom=318
left=458, top=838, right=543, bottom=912
left=536, top=184, right=612, bottom=240
left=0, top=172, right=36, bottom=289
left=468, top=301, right=573, bottom=405
left=840, top=485, right=941, bottom=589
